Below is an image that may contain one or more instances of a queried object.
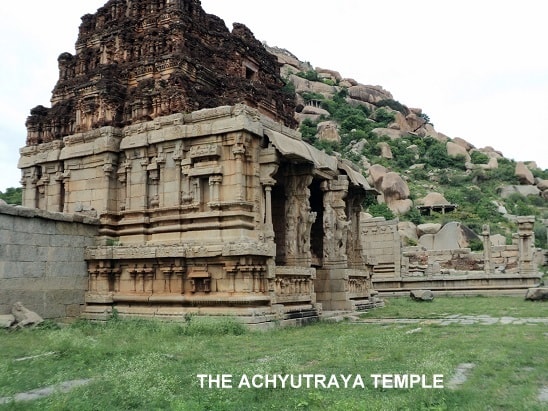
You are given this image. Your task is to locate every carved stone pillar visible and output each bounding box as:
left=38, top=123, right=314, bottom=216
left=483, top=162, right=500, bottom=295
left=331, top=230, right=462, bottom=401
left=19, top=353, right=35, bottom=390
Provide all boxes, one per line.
left=62, top=170, right=71, bottom=213
left=143, top=265, right=155, bottom=293
left=88, top=266, right=100, bottom=293
left=209, top=174, right=223, bottom=204
left=51, top=171, right=63, bottom=212
left=285, top=171, right=314, bottom=266
left=102, top=154, right=117, bottom=213
left=140, top=156, right=150, bottom=209
left=147, top=159, right=160, bottom=208
left=263, top=182, right=275, bottom=239
left=321, top=176, right=349, bottom=267
left=181, top=159, right=192, bottom=203
left=36, top=174, right=49, bottom=210
left=482, top=224, right=493, bottom=274
left=232, top=142, right=246, bottom=202
left=517, top=216, right=536, bottom=275
left=346, top=192, right=365, bottom=268
left=260, top=156, right=279, bottom=240
left=173, top=151, right=183, bottom=205
left=156, top=151, right=166, bottom=206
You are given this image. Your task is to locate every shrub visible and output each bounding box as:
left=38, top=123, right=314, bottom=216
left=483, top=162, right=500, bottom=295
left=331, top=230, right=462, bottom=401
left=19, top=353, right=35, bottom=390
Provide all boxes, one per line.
left=376, top=99, right=410, bottom=116
left=534, top=221, right=547, bottom=249
left=367, top=203, right=395, bottom=220
left=296, top=70, right=320, bottom=82
left=532, top=167, right=548, bottom=180
left=419, top=112, right=432, bottom=125
left=469, top=238, right=484, bottom=251
left=470, top=151, right=490, bottom=165
left=424, top=142, right=466, bottom=170
left=504, top=192, right=542, bottom=216
left=313, top=139, right=338, bottom=154
left=300, top=118, right=318, bottom=142
left=490, top=158, right=519, bottom=184
left=340, top=114, right=371, bottom=134
left=281, top=78, right=295, bottom=96
left=300, top=91, right=324, bottom=103
left=371, top=107, right=395, bottom=124
left=0, top=187, right=22, bottom=205
left=404, top=207, right=424, bottom=225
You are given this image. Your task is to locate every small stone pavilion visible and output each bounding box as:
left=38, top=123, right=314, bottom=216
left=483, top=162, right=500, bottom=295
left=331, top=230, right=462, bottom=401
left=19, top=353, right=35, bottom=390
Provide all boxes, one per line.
left=18, top=0, right=379, bottom=324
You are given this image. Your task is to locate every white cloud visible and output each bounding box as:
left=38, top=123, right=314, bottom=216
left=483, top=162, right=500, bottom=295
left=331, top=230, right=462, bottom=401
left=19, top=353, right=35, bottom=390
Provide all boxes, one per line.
left=1, top=0, right=546, bottom=192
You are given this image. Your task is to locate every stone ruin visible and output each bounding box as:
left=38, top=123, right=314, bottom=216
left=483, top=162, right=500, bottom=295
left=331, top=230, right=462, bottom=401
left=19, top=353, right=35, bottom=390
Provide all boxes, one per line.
left=17, top=0, right=380, bottom=324
left=361, top=216, right=542, bottom=295
left=9, top=0, right=544, bottom=324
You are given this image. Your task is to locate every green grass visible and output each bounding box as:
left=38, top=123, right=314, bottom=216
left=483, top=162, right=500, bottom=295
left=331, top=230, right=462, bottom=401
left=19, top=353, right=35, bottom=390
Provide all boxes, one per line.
left=360, top=296, right=548, bottom=319
left=0, top=298, right=546, bottom=410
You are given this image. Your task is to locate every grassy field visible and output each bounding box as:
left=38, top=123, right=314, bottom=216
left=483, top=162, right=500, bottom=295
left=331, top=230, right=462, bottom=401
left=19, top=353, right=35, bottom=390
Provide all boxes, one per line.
left=360, top=296, right=547, bottom=319
left=0, top=297, right=546, bottom=410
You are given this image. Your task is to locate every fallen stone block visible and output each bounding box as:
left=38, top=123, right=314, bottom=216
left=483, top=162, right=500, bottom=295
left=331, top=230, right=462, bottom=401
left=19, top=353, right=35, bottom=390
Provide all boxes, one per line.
left=410, top=289, right=434, bottom=302
left=0, top=315, right=15, bottom=329
left=525, top=287, right=548, bottom=301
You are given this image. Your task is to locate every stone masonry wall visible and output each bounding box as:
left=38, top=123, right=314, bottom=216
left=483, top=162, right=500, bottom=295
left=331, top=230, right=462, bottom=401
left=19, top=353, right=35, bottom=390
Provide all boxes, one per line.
left=0, top=205, right=99, bottom=319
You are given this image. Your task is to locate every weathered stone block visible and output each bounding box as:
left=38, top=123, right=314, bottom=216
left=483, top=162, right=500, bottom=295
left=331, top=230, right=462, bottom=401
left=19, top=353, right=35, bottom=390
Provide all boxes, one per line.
left=410, top=289, right=434, bottom=301
left=66, top=304, right=84, bottom=318
left=525, top=288, right=548, bottom=301
left=0, top=314, right=15, bottom=328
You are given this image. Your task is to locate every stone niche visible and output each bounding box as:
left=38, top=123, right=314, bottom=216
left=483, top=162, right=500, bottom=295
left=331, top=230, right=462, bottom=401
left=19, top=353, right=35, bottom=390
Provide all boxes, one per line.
left=20, top=104, right=379, bottom=325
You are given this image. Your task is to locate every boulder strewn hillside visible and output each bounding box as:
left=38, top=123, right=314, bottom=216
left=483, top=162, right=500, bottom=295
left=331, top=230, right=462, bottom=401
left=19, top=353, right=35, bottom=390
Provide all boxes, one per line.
left=267, top=46, right=548, bottom=249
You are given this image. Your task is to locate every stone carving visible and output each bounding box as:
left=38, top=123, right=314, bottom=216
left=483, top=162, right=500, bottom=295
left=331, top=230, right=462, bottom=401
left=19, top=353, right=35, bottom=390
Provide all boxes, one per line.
left=11, top=302, right=44, bottom=328
left=17, top=1, right=379, bottom=324
left=24, top=0, right=296, bottom=147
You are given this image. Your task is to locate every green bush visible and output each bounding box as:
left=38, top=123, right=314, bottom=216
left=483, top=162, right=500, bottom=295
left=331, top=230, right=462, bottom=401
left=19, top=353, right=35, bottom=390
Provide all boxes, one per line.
left=404, top=207, right=424, bottom=225
left=296, top=70, right=320, bottom=82
left=299, top=118, right=318, bottom=142
left=424, top=142, right=466, bottom=170
left=470, top=151, right=490, bottom=164
left=469, top=238, right=484, bottom=251
left=281, top=78, right=296, bottom=96
left=371, top=107, right=395, bottom=124
left=419, top=112, right=432, bottom=125
left=0, top=187, right=22, bottom=205
left=340, top=114, right=371, bottom=134
left=313, top=139, right=338, bottom=154
left=490, top=158, right=519, bottom=184
left=376, top=99, right=410, bottom=116
left=504, top=192, right=542, bottom=216
left=300, top=91, right=324, bottom=103
left=367, top=203, right=395, bottom=220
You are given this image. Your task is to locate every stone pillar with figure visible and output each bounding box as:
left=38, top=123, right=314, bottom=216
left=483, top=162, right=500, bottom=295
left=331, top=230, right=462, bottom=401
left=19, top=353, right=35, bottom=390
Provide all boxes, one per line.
left=517, top=216, right=536, bottom=275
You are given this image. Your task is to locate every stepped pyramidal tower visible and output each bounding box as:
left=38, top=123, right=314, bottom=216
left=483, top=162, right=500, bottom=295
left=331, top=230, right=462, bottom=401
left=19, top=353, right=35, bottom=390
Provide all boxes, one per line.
left=18, top=0, right=379, bottom=324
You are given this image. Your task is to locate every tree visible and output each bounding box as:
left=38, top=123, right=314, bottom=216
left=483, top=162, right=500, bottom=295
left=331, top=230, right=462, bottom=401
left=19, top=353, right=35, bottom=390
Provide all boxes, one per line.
left=0, top=187, right=22, bottom=205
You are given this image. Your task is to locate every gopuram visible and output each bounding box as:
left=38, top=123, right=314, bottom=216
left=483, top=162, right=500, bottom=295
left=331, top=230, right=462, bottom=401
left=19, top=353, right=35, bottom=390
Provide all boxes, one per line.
left=18, top=0, right=379, bottom=324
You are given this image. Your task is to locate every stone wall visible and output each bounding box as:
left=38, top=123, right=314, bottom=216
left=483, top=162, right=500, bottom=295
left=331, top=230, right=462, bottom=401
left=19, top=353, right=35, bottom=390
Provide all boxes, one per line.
left=0, top=205, right=99, bottom=319
left=361, top=216, right=401, bottom=280
left=361, top=216, right=542, bottom=294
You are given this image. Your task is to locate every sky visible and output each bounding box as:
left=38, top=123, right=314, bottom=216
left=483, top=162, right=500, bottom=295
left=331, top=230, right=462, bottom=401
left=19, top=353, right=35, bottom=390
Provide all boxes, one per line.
left=1, top=0, right=546, bottom=192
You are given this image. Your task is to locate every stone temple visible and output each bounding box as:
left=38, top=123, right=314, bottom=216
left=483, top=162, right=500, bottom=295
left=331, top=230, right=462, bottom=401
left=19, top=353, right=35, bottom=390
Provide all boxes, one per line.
left=18, top=0, right=380, bottom=324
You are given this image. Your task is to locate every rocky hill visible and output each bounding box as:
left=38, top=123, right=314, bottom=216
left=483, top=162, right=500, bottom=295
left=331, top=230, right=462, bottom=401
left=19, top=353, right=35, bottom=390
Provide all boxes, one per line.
left=267, top=46, right=548, bottom=249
